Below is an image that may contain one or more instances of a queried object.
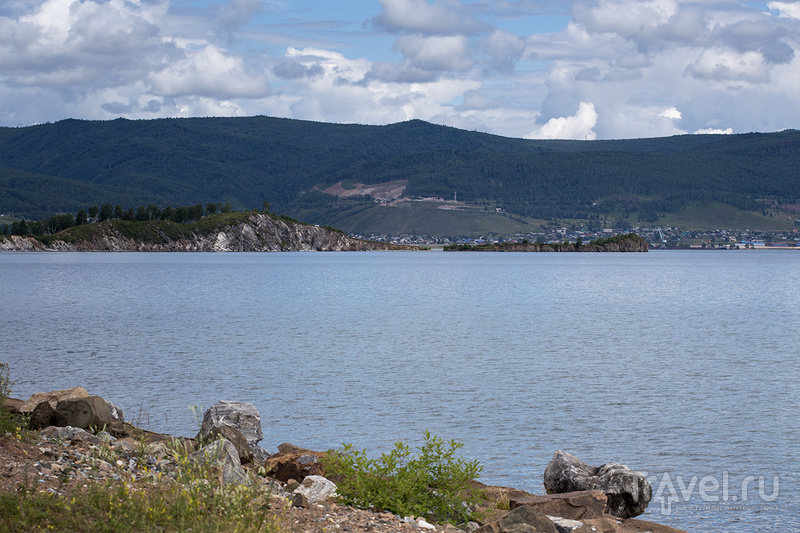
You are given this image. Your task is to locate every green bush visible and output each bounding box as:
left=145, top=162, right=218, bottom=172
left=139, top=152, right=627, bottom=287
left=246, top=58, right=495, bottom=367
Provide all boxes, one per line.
left=0, top=362, right=24, bottom=436
left=322, top=431, right=483, bottom=524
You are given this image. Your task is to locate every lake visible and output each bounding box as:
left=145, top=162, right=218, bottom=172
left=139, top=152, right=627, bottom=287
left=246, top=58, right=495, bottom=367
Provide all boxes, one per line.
left=3, top=250, right=798, bottom=532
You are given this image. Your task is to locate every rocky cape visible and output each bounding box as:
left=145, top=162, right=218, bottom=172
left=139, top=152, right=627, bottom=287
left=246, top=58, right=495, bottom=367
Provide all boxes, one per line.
left=444, top=237, right=649, bottom=253
left=0, top=213, right=417, bottom=252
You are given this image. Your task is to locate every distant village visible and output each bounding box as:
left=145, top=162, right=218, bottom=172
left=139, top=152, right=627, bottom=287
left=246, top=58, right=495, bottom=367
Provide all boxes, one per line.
left=355, top=226, right=800, bottom=249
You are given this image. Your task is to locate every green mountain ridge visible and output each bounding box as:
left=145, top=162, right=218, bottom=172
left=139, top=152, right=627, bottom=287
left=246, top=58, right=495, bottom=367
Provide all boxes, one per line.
left=1, top=116, right=798, bottom=234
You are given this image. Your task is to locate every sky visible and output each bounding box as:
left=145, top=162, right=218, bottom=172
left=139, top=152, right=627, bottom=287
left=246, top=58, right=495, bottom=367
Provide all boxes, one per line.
left=1, top=0, right=799, bottom=139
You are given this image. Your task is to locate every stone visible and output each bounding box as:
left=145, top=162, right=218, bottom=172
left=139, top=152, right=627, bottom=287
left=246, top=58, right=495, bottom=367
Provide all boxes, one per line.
left=509, top=490, right=607, bottom=520
left=476, top=506, right=558, bottom=533
left=39, top=425, right=102, bottom=444
left=199, top=400, right=263, bottom=446
left=208, top=424, right=253, bottom=465
left=293, top=492, right=310, bottom=508
left=146, top=441, right=170, bottom=460
left=29, top=401, right=57, bottom=430
left=618, top=518, right=687, bottom=533
left=106, top=401, right=124, bottom=423
left=251, top=443, right=271, bottom=466
left=264, top=448, right=326, bottom=482
left=293, top=474, right=337, bottom=504
left=543, top=451, right=651, bottom=519
left=546, top=516, right=587, bottom=533
left=3, top=397, right=24, bottom=414
left=113, top=438, right=138, bottom=454
left=20, top=387, right=90, bottom=412
left=55, top=396, right=115, bottom=430
left=189, top=438, right=249, bottom=485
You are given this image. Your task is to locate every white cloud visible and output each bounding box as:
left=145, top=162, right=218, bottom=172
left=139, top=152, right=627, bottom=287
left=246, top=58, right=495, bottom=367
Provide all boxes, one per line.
left=375, top=0, right=484, bottom=35
left=659, top=107, right=681, bottom=120
left=694, top=127, right=733, bottom=134
left=1, top=0, right=800, bottom=139
left=768, top=1, right=800, bottom=19
left=525, top=101, right=597, bottom=140
left=573, top=0, right=678, bottom=39
left=685, top=49, right=771, bottom=83
left=485, top=29, right=526, bottom=72
left=395, top=34, right=474, bottom=71
left=216, top=0, right=265, bottom=33
left=150, top=43, right=269, bottom=98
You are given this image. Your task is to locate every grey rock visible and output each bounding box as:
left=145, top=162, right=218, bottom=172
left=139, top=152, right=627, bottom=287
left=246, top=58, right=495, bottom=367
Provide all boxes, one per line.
left=208, top=424, right=253, bottom=464
left=189, top=439, right=249, bottom=485
left=55, top=396, right=115, bottom=430
left=20, top=387, right=89, bottom=412
left=106, top=401, right=125, bottom=423
left=293, top=492, right=310, bottom=508
left=543, top=451, right=651, bottom=519
left=199, top=400, right=264, bottom=446
left=250, top=444, right=271, bottom=466
left=476, top=506, right=557, bottom=533
left=29, top=401, right=57, bottom=430
left=546, top=516, right=596, bottom=533
left=293, top=474, right=337, bottom=504
left=40, top=425, right=102, bottom=444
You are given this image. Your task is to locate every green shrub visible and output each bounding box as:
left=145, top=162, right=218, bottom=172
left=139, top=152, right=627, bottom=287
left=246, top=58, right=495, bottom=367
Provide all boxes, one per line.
left=0, top=362, right=21, bottom=436
left=322, top=431, right=483, bottom=524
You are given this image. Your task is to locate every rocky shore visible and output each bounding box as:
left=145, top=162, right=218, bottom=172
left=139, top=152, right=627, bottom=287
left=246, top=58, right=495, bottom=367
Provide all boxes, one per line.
left=0, top=213, right=417, bottom=252
left=2, top=388, right=685, bottom=533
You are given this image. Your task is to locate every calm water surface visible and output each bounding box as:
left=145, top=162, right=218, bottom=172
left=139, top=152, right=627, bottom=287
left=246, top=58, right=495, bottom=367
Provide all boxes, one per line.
left=3, top=250, right=799, bottom=532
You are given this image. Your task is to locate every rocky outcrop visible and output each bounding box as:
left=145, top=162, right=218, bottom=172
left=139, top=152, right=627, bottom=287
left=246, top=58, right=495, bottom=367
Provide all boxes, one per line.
left=543, top=451, right=652, bottom=519
left=0, top=214, right=418, bottom=252
left=199, top=400, right=264, bottom=447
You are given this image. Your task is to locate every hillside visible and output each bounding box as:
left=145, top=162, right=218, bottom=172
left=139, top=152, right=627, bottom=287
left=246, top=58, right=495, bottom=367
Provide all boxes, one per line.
left=1, top=117, right=798, bottom=235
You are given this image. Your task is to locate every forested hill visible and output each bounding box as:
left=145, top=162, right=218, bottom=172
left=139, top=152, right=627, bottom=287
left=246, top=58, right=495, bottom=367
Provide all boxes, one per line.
left=1, top=116, right=798, bottom=224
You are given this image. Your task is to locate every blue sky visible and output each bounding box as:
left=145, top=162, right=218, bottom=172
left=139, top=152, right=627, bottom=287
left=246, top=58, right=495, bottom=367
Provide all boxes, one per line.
left=1, top=0, right=799, bottom=139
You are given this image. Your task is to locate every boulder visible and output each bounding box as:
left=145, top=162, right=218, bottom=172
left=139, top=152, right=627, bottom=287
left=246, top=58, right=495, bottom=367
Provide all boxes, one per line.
left=475, top=505, right=558, bottom=533
left=543, top=451, right=651, bottom=519
left=189, top=439, right=249, bottom=485
left=29, top=401, right=57, bottom=430
left=54, top=396, right=115, bottom=430
left=293, top=475, right=337, bottom=504
left=510, top=490, right=607, bottom=520
left=208, top=424, right=253, bottom=465
left=20, top=387, right=89, bottom=412
left=547, top=516, right=598, bottom=533
left=3, top=397, right=24, bottom=414
left=251, top=443, right=271, bottom=466
left=106, top=400, right=125, bottom=423
left=199, top=401, right=263, bottom=446
left=40, top=425, right=103, bottom=444
left=264, top=445, right=326, bottom=482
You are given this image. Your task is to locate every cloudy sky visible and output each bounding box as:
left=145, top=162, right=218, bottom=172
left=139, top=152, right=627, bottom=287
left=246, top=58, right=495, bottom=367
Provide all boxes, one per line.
left=1, top=0, right=799, bottom=139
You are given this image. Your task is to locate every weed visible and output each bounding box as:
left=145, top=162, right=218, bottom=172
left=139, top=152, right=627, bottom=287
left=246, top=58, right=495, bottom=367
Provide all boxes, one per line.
left=0, top=362, right=27, bottom=437
left=322, top=431, right=483, bottom=525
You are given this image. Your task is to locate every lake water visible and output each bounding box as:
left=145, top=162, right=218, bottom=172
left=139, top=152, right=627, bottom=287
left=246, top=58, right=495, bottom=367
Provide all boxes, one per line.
left=3, top=250, right=798, bottom=532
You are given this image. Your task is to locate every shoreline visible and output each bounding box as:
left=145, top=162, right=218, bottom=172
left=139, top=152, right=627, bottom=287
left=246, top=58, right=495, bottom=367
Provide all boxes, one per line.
left=2, top=388, right=687, bottom=533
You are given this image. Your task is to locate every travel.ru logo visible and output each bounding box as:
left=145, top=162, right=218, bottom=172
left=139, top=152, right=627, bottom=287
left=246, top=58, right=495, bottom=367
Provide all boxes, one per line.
left=645, top=472, right=780, bottom=515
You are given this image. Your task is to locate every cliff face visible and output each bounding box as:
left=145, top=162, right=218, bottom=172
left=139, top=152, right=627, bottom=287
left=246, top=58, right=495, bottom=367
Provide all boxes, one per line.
left=0, top=214, right=415, bottom=252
